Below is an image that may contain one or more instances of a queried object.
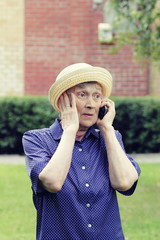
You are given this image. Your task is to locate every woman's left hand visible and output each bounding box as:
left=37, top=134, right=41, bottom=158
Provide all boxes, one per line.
left=97, top=99, right=116, bottom=131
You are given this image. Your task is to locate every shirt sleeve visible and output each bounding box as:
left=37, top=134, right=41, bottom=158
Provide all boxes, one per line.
left=22, top=130, right=54, bottom=195
left=115, top=130, right=141, bottom=196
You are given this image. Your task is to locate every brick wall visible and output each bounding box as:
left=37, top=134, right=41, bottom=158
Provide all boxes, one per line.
left=149, top=62, right=160, bottom=96
left=25, top=0, right=148, bottom=96
left=0, top=0, right=24, bottom=96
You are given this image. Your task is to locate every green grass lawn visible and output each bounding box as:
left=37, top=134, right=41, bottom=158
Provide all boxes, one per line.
left=0, top=165, right=36, bottom=240
left=0, top=163, right=160, bottom=240
left=118, top=163, right=160, bottom=240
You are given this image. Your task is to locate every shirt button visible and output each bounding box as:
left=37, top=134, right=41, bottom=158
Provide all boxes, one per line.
left=79, top=148, right=83, bottom=152
left=88, top=224, right=92, bottom=228
left=86, top=203, right=91, bottom=208
left=82, top=166, right=86, bottom=170
left=85, top=183, right=89, bottom=187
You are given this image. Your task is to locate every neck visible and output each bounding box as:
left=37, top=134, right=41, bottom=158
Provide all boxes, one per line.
left=76, top=127, right=88, bottom=141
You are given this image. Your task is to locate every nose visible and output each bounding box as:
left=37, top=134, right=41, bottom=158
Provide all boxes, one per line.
left=85, top=96, right=95, bottom=108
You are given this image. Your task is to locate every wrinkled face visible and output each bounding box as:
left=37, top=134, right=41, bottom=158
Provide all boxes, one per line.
left=68, top=82, right=103, bottom=130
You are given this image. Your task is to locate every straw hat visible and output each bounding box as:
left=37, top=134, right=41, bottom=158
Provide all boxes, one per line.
left=49, top=63, right=112, bottom=112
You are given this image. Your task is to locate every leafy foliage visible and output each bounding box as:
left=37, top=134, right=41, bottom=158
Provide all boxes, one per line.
left=112, top=96, right=160, bottom=153
left=0, top=96, right=160, bottom=154
left=0, top=96, right=58, bottom=154
left=104, top=0, right=160, bottom=63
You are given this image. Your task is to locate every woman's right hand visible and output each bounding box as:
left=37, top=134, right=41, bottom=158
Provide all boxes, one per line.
left=58, top=92, right=79, bottom=134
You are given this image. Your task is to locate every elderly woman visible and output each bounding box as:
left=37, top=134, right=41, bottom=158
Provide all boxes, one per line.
left=23, top=63, right=141, bottom=240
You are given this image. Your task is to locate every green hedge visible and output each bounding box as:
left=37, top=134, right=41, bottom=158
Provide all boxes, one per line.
left=0, top=96, right=160, bottom=154
left=0, top=96, right=59, bottom=154
left=112, top=96, right=160, bottom=153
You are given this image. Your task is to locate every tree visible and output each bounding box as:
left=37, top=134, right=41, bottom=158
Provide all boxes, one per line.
left=104, top=0, right=160, bottom=64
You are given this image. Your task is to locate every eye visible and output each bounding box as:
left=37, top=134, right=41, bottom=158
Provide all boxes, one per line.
left=93, top=93, right=101, bottom=99
left=77, top=92, right=86, bottom=98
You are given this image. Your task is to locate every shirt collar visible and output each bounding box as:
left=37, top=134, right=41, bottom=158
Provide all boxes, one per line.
left=84, top=126, right=99, bottom=140
left=49, top=119, right=100, bottom=141
left=49, top=119, right=63, bottom=140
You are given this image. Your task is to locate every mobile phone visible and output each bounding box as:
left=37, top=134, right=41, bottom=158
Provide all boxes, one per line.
left=98, top=106, right=108, bottom=120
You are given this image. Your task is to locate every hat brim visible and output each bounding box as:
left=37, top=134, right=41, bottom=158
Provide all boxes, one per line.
left=49, top=67, right=112, bottom=112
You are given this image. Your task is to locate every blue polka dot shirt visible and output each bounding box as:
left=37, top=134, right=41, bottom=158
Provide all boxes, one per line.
left=22, top=119, right=141, bottom=240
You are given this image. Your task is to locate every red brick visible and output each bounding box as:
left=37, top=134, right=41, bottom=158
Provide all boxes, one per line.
left=25, top=0, right=148, bottom=96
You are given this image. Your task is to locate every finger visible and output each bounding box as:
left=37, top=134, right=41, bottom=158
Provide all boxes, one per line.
left=58, top=94, right=65, bottom=111
left=58, top=101, right=63, bottom=113
left=63, top=92, right=71, bottom=108
left=101, top=99, right=114, bottom=108
left=71, top=93, right=76, bottom=109
left=106, top=99, right=115, bottom=106
left=100, top=99, right=109, bottom=108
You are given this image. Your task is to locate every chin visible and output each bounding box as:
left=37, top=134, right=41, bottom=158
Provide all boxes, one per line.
left=80, top=120, right=96, bottom=129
